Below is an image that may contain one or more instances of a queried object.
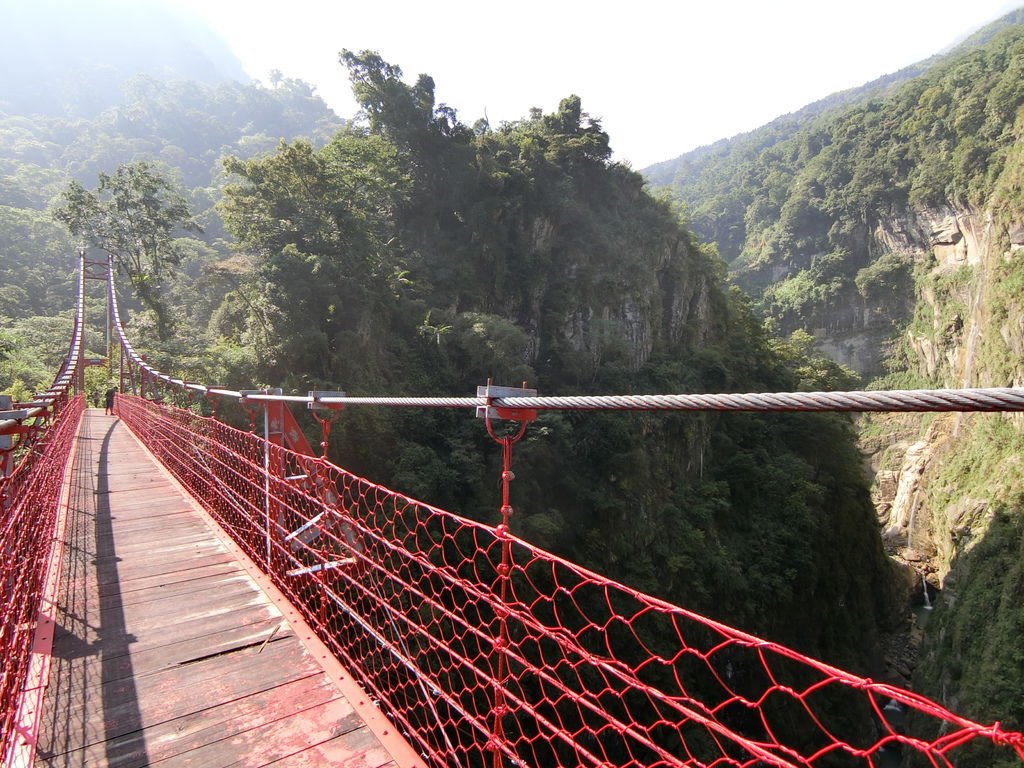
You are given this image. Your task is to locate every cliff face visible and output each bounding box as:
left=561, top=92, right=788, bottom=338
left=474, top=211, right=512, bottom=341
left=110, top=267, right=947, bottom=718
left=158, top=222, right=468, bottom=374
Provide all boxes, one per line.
left=867, top=204, right=1009, bottom=553
left=522, top=214, right=713, bottom=374
left=860, top=198, right=1024, bottom=740
left=735, top=203, right=1010, bottom=381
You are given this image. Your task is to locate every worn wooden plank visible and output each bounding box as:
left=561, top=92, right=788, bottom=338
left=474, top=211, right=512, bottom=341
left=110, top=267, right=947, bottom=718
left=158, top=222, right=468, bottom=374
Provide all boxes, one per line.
left=262, top=724, right=403, bottom=768
left=81, top=591, right=273, bottom=638
left=39, top=635, right=320, bottom=750
left=107, top=503, right=214, bottom=520
left=53, top=598, right=284, bottom=658
left=146, top=697, right=364, bottom=768
left=264, top=746, right=399, bottom=768
left=96, top=517, right=216, bottom=538
left=84, top=570, right=253, bottom=611
left=55, top=674, right=345, bottom=768
left=48, top=616, right=293, bottom=688
left=92, top=550, right=238, bottom=584
left=104, top=497, right=194, bottom=513
left=85, top=560, right=242, bottom=595
left=35, top=412, right=413, bottom=768
left=91, top=536, right=222, bottom=561
left=92, top=545, right=229, bottom=568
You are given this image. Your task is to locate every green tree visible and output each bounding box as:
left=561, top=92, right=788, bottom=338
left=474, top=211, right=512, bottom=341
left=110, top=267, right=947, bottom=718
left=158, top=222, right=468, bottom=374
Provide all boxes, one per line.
left=53, top=161, right=200, bottom=341
left=0, top=331, right=15, bottom=365
left=219, top=134, right=410, bottom=384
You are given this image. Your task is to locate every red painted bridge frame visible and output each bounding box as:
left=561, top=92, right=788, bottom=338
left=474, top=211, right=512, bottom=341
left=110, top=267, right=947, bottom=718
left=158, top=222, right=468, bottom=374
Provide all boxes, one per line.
left=107, top=393, right=1023, bottom=768
left=1, top=252, right=86, bottom=767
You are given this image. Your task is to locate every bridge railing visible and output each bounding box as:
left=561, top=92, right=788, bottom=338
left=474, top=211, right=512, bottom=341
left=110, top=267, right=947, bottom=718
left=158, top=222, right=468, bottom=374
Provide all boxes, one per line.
left=0, top=394, right=83, bottom=763
left=115, top=393, right=1024, bottom=768
left=1, top=256, right=87, bottom=764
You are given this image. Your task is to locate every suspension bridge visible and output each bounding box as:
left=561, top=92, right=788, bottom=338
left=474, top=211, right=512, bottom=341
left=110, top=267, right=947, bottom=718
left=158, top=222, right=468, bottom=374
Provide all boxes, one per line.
left=2, top=253, right=1023, bottom=768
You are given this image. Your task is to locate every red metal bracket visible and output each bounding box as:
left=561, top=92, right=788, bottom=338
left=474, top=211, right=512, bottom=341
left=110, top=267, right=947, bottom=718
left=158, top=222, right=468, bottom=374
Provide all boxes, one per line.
left=476, top=383, right=537, bottom=424
left=308, top=391, right=345, bottom=458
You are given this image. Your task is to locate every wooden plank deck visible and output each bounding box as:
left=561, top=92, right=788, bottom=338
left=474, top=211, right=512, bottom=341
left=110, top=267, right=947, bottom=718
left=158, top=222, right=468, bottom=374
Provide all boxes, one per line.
left=33, top=410, right=416, bottom=768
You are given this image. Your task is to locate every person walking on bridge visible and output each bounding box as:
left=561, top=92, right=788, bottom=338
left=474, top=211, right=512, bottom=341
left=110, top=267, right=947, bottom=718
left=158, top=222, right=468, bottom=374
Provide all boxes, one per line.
left=104, top=386, right=117, bottom=416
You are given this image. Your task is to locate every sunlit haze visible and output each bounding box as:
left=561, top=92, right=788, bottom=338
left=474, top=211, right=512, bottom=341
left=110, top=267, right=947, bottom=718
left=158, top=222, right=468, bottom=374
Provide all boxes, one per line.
left=122, top=1, right=1024, bottom=166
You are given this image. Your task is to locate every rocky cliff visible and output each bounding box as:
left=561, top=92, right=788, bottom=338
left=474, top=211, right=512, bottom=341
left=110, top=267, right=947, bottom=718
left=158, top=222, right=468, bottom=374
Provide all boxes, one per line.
left=646, top=12, right=1024, bottom=385
left=858, top=198, right=1024, bottom=742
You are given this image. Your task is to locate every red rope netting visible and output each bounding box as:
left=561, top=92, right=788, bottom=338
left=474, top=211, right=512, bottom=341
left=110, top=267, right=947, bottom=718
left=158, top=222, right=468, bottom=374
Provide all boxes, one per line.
left=1, top=250, right=86, bottom=763
left=0, top=394, right=83, bottom=760
left=115, top=394, right=1024, bottom=768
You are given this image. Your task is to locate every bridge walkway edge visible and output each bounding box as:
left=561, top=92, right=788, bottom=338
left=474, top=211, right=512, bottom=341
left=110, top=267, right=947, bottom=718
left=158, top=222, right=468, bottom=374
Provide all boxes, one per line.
left=27, top=410, right=422, bottom=768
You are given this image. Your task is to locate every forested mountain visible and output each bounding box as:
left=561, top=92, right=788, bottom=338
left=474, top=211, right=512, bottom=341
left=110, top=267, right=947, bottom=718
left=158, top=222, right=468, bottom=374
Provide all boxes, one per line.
left=1, top=73, right=342, bottom=340
left=645, top=9, right=1024, bottom=378
left=0, top=26, right=902, bottom=690
left=645, top=9, right=1024, bottom=753
left=645, top=7, right=1024, bottom=259
left=206, top=51, right=900, bottom=675
left=0, top=0, right=246, bottom=117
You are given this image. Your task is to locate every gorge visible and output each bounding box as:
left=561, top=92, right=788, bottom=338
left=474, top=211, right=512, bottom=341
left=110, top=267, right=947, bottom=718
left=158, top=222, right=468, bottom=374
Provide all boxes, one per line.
left=647, top=11, right=1024, bottom=752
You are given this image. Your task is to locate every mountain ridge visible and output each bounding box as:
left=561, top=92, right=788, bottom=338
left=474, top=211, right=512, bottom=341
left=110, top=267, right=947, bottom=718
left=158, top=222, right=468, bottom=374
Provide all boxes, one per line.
left=0, top=0, right=249, bottom=118
left=643, top=7, right=1024, bottom=201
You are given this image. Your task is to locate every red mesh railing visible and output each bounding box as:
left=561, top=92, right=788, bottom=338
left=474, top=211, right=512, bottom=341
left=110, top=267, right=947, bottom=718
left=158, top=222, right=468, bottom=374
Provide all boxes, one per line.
left=0, top=394, right=83, bottom=758
left=114, top=393, right=1024, bottom=768
left=1, top=250, right=85, bottom=763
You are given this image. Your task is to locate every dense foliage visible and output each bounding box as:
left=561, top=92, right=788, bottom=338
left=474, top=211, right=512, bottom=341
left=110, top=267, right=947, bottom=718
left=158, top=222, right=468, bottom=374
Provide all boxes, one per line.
left=203, top=52, right=900, bottom=670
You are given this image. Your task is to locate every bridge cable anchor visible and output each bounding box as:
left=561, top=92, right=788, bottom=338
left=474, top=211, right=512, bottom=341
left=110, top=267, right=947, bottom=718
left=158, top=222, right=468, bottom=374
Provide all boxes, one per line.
left=476, top=381, right=537, bottom=427
left=476, top=381, right=535, bottom=763
left=308, top=391, right=345, bottom=458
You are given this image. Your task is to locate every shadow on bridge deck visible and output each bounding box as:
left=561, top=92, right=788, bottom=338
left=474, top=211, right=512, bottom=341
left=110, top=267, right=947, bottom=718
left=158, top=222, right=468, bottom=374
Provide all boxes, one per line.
left=32, top=409, right=409, bottom=768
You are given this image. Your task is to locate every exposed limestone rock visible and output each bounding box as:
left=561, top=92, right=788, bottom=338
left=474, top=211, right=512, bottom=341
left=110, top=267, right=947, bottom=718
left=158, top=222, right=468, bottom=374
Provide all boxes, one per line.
left=813, top=328, right=883, bottom=375
left=1008, top=222, right=1024, bottom=245
left=874, top=469, right=898, bottom=505
left=547, top=237, right=707, bottom=372
left=929, top=218, right=962, bottom=245
left=932, top=241, right=967, bottom=267
left=866, top=202, right=1024, bottom=600
left=907, top=332, right=937, bottom=378
left=883, top=432, right=944, bottom=548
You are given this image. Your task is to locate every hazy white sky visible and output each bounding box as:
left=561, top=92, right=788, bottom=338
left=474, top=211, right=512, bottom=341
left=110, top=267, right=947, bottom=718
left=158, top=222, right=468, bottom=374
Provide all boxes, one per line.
left=177, top=0, right=1020, bottom=168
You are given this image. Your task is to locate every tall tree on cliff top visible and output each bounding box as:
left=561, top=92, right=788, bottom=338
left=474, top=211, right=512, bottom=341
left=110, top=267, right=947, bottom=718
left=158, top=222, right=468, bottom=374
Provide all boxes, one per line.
left=341, top=49, right=476, bottom=242
left=54, top=161, right=200, bottom=341
left=219, top=135, right=410, bottom=384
